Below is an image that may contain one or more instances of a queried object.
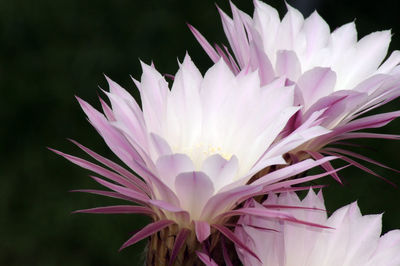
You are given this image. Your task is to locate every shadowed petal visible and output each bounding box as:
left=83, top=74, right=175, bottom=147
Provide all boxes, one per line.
left=194, top=221, right=211, bottom=242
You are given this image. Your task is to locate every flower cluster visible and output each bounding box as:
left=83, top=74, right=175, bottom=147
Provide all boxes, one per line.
left=52, top=1, right=400, bottom=265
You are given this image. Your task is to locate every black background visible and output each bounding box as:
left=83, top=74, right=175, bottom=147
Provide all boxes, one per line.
left=2, top=0, right=400, bottom=265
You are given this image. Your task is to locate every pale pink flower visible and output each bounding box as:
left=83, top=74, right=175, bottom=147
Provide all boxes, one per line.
left=51, top=54, right=332, bottom=257
left=235, top=190, right=400, bottom=266
left=190, top=0, right=400, bottom=181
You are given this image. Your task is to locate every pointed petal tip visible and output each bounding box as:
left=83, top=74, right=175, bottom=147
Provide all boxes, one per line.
left=74, top=95, right=83, bottom=102
left=47, top=147, right=62, bottom=155
left=139, top=60, right=150, bottom=71
left=215, top=3, right=228, bottom=18
left=103, top=73, right=111, bottom=80
left=46, top=146, right=54, bottom=151
left=229, top=0, right=239, bottom=11
left=66, top=137, right=76, bottom=144
left=182, top=51, right=192, bottom=63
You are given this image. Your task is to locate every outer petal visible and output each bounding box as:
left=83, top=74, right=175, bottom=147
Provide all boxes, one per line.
left=174, top=172, right=215, bottom=220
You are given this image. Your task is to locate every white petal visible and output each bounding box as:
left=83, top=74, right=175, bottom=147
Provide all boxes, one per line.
left=297, top=67, right=337, bottom=110
left=139, top=61, right=169, bottom=134
left=275, top=50, right=302, bottom=81
left=303, top=11, right=330, bottom=54
left=367, top=230, right=400, bottom=266
left=377, top=50, right=400, bottom=74
left=167, top=54, right=203, bottom=148
left=277, top=4, right=305, bottom=51
left=201, top=154, right=239, bottom=192
left=253, top=0, right=280, bottom=64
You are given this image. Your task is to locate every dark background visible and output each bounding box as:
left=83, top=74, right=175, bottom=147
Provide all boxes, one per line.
left=2, top=0, right=400, bottom=265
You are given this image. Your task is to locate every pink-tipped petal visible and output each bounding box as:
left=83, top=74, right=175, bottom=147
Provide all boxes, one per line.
left=119, top=220, right=174, bottom=251
left=201, top=186, right=262, bottom=221
left=307, top=151, right=342, bottom=183
left=214, top=43, right=236, bottom=73
left=90, top=176, right=149, bottom=204
left=50, top=148, right=148, bottom=195
left=187, top=24, right=220, bottom=63
left=325, top=147, right=400, bottom=173
left=99, top=96, right=115, bottom=121
left=212, top=224, right=261, bottom=263
left=68, top=139, right=150, bottom=194
left=70, top=189, right=135, bottom=202
left=73, top=205, right=155, bottom=216
left=252, top=157, right=336, bottom=187
left=222, top=207, right=331, bottom=229
left=335, top=111, right=400, bottom=135
left=75, top=96, right=147, bottom=174
left=322, top=151, right=396, bottom=186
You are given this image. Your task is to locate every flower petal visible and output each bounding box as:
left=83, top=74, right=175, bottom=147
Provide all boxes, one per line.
left=174, top=171, right=214, bottom=220
left=194, top=220, right=211, bottom=242
left=119, top=220, right=174, bottom=251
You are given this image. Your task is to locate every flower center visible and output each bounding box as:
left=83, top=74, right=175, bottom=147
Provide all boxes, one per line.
left=174, top=142, right=233, bottom=168
left=200, top=144, right=232, bottom=160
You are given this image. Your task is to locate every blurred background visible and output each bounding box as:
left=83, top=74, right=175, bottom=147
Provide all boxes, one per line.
left=2, top=0, right=400, bottom=265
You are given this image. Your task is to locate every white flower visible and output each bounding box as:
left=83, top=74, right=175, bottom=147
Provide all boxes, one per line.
left=235, top=190, right=400, bottom=266
left=53, top=54, right=330, bottom=252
